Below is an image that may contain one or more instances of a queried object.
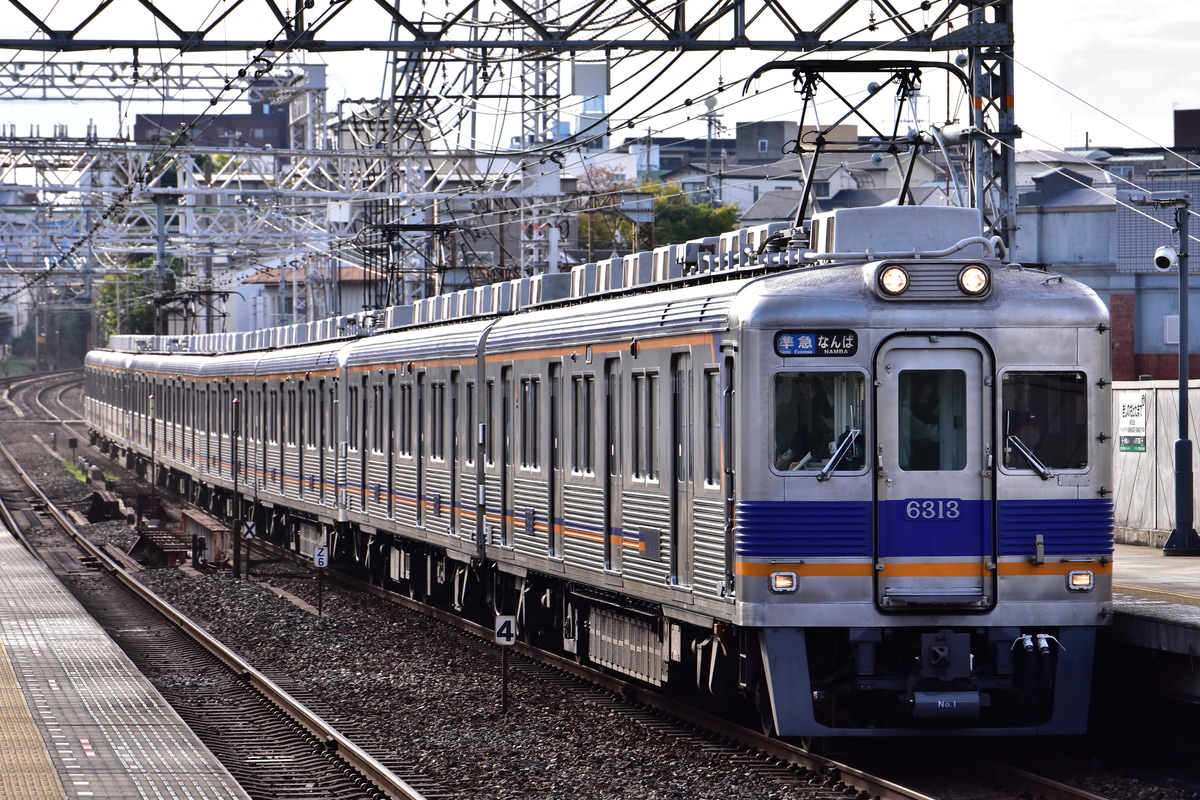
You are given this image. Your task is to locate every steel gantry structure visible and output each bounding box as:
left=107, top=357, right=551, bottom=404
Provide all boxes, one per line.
left=0, top=0, right=1017, bottom=336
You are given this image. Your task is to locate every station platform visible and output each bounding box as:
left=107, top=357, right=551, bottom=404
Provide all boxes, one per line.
left=0, top=531, right=250, bottom=799
left=1113, top=542, right=1200, bottom=607
left=1104, top=542, right=1200, bottom=701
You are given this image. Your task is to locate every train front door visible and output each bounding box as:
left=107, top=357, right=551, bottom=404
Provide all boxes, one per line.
left=874, top=336, right=995, bottom=611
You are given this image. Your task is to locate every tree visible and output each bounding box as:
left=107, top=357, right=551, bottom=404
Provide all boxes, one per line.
left=95, top=256, right=177, bottom=340
left=577, top=165, right=635, bottom=260
left=645, top=182, right=740, bottom=245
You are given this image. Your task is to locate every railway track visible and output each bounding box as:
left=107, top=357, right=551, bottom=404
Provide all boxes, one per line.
left=0, top=396, right=442, bottom=800
left=0, top=369, right=1143, bottom=800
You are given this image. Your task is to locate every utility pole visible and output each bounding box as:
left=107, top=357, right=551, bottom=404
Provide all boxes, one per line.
left=1134, top=191, right=1199, bottom=555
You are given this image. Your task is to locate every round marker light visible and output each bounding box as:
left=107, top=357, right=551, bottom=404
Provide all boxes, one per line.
left=959, top=265, right=989, bottom=295
left=879, top=266, right=909, bottom=295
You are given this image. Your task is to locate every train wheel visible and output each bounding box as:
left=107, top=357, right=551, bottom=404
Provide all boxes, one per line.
left=798, top=736, right=825, bottom=755
left=754, top=679, right=776, bottom=737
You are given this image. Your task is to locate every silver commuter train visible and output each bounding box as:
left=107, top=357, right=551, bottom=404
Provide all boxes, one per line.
left=85, top=204, right=1114, bottom=736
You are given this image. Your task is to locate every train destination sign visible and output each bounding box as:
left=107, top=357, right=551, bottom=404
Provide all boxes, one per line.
left=775, top=329, right=858, bottom=357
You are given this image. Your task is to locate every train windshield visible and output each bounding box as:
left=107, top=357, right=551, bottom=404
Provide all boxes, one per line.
left=1001, top=371, right=1089, bottom=470
left=898, top=370, right=967, bottom=472
left=773, top=372, right=866, bottom=473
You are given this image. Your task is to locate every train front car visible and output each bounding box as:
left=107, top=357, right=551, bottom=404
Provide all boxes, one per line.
left=736, top=206, right=1113, bottom=736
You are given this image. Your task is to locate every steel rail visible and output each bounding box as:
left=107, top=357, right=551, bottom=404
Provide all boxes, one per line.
left=0, top=437, right=430, bottom=800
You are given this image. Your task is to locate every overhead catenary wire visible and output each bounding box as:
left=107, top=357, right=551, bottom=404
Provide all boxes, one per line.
left=0, top=1, right=346, bottom=303
left=5, top=0, right=1006, bottom=303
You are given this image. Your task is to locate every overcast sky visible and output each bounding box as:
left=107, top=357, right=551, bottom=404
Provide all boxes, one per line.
left=1015, top=3, right=1200, bottom=150
left=3, top=2, right=1200, bottom=156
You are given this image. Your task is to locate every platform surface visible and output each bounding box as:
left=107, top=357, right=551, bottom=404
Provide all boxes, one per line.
left=1114, top=542, right=1200, bottom=605
left=0, top=531, right=250, bottom=800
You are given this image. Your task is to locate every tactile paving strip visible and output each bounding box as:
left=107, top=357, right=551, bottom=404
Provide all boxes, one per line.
left=0, top=630, right=64, bottom=800
left=0, top=533, right=251, bottom=799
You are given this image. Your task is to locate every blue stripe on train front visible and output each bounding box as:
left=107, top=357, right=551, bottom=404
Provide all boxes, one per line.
left=734, top=501, right=872, bottom=559
left=996, top=499, right=1114, bottom=556
left=733, top=499, right=1114, bottom=560
left=877, top=499, right=991, bottom=558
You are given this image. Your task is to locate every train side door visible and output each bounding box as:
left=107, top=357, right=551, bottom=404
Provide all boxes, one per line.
left=417, top=372, right=426, bottom=526
left=874, top=336, right=994, bottom=611
left=449, top=371, right=460, bottom=535
left=548, top=362, right=564, bottom=558
left=604, top=358, right=622, bottom=572
left=671, top=352, right=693, bottom=586
left=501, top=365, right=513, bottom=546
left=318, top=380, right=327, bottom=505
left=388, top=374, right=397, bottom=519
left=359, top=377, right=369, bottom=511
left=297, top=382, right=306, bottom=499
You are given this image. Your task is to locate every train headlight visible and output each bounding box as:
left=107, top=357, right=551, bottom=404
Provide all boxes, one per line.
left=958, top=265, right=989, bottom=295
left=1067, top=570, right=1095, bottom=592
left=879, top=266, right=909, bottom=295
left=769, top=571, right=798, bottom=593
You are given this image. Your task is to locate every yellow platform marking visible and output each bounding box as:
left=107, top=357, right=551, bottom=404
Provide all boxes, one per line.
left=1113, top=583, right=1200, bottom=607
left=0, top=639, right=66, bottom=800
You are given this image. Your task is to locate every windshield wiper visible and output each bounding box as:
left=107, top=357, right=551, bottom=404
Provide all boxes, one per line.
left=1006, top=434, right=1055, bottom=481
left=817, top=428, right=861, bottom=482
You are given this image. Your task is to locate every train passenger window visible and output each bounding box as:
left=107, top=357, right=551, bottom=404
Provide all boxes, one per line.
left=572, top=375, right=594, bottom=474
left=485, top=380, right=495, bottom=465
left=605, top=361, right=621, bottom=478
left=465, top=382, right=476, bottom=466
left=502, top=367, right=514, bottom=469
left=288, top=390, right=298, bottom=445
left=898, top=370, right=966, bottom=472
left=520, top=377, right=539, bottom=469
left=347, top=386, right=358, bottom=451
left=269, top=389, right=279, bottom=444
left=774, top=372, right=866, bottom=473
left=373, top=385, right=386, bottom=454
left=704, top=369, right=721, bottom=486
left=429, top=383, right=444, bottom=459
left=399, top=384, right=413, bottom=456
left=1001, top=371, right=1088, bottom=470
left=632, top=372, right=659, bottom=480
left=326, top=385, right=336, bottom=452
left=307, top=388, right=317, bottom=448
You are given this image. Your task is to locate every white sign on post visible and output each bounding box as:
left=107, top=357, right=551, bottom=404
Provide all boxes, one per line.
left=313, top=546, right=329, bottom=568
left=494, top=615, right=517, bottom=646
left=1119, top=390, right=1149, bottom=453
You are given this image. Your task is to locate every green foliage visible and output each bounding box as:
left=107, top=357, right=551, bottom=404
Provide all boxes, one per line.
left=95, top=256, right=178, bottom=340
left=576, top=171, right=739, bottom=256
left=578, top=165, right=636, bottom=257
left=644, top=182, right=740, bottom=245
left=61, top=459, right=87, bottom=483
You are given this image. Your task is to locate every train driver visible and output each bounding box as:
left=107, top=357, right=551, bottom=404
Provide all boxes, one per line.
left=775, top=374, right=835, bottom=471
left=899, top=371, right=942, bottom=470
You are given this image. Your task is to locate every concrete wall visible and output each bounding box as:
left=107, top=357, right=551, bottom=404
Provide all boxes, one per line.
left=1013, top=207, right=1115, bottom=267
